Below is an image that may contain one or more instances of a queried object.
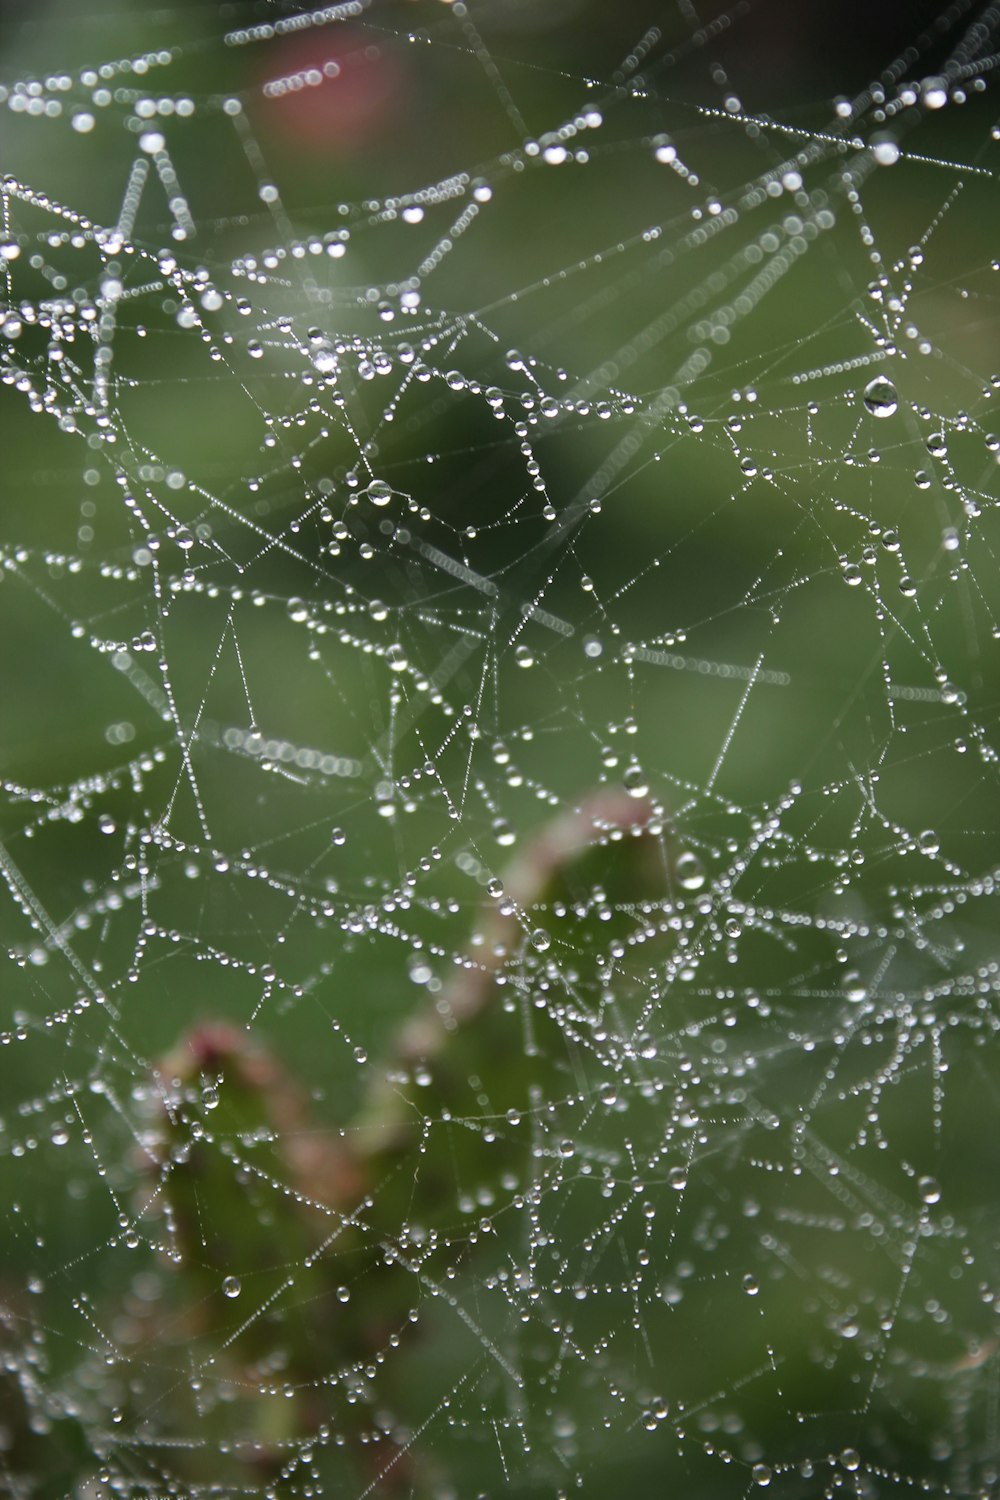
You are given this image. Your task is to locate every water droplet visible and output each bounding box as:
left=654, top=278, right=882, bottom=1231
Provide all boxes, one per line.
left=921, top=77, right=948, bottom=110
left=222, top=1276, right=241, bottom=1299
left=529, top=928, right=551, bottom=952
left=752, top=1464, right=772, bottom=1487
left=668, top=1166, right=687, bottom=1191
left=623, top=763, right=648, bottom=798
left=742, top=1274, right=759, bottom=1296
left=366, top=479, right=392, bottom=506
left=871, top=135, right=900, bottom=167
left=408, top=954, right=433, bottom=985
left=918, top=1175, right=941, bottom=1205
left=863, top=376, right=898, bottom=417
left=676, top=851, right=705, bottom=891
left=844, top=973, right=868, bottom=1003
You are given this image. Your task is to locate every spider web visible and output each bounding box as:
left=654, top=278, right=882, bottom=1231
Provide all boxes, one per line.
left=2, top=1, right=1000, bottom=1496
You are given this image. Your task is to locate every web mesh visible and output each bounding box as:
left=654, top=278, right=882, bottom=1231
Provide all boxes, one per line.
left=2, top=2, right=1000, bottom=1496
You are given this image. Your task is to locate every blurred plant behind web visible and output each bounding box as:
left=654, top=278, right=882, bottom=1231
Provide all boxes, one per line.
left=2, top=0, right=1000, bottom=1498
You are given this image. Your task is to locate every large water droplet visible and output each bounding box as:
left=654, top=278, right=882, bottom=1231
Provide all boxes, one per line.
left=863, top=376, right=898, bottom=417
left=921, top=76, right=948, bottom=110
left=871, top=135, right=900, bottom=166
left=623, top=763, right=648, bottom=798
left=918, top=1175, right=941, bottom=1205
left=676, top=851, right=705, bottom=891
left=366, top=479, right=392, bottom=506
